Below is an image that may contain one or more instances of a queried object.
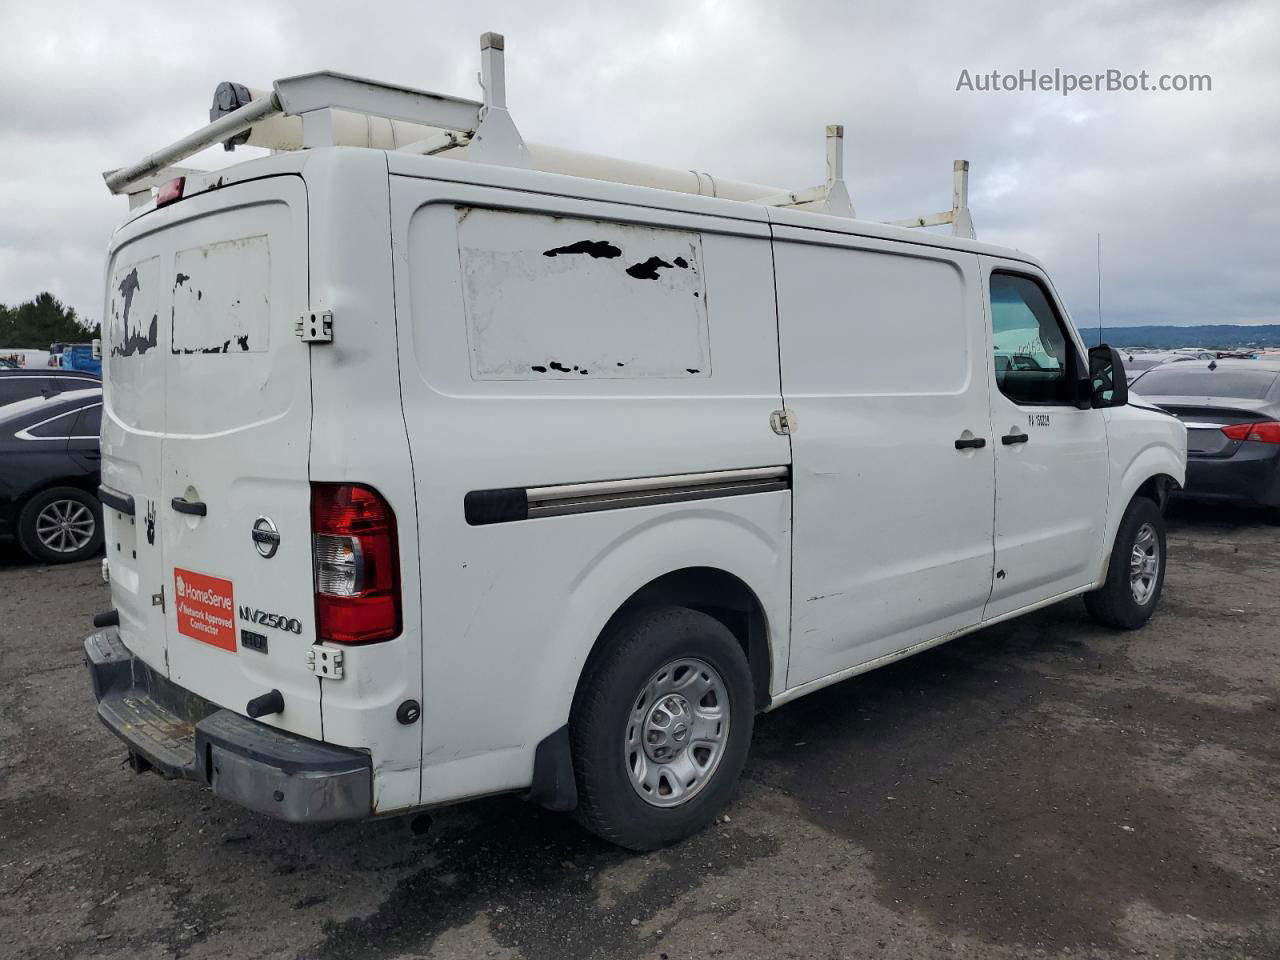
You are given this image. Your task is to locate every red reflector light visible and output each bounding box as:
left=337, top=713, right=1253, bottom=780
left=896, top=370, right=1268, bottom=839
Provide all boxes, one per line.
left=1221, top=421, right=1280, bottom=444
left=311, top=483, right=401, bottom=644
left=156, top=176, right=185, bottom=207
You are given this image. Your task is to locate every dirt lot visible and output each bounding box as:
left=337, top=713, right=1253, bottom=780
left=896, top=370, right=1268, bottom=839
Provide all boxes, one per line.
left=1, top=501, right=1277, bottom=960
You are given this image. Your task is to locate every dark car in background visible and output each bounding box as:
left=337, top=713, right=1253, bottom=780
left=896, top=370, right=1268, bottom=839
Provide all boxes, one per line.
left=1131, top=359, right=1280, bottom=516
left=0, top=387, right=104, bottom=563
left=0, top=367, right=101, bottom=410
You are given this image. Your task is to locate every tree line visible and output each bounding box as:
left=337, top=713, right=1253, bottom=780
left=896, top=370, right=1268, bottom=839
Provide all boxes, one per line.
left=0, top=292, right=99, bottom=349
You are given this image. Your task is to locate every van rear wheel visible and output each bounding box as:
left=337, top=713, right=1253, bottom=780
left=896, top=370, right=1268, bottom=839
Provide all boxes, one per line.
left=570, top=605, right=754, bottom=851
left=1085, top=496, right=1166, bottom=629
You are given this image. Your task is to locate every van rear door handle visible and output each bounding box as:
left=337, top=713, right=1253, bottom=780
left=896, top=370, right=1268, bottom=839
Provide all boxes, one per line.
left=170, top=497, right=207, bottom=516
left=954, top=437, right=987, bottom=450
left=1002, top=432, right=1030, bottom=445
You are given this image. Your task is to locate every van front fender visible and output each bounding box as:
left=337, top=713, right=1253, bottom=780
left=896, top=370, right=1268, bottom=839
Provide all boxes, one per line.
left=1098, top=417, right=1187, bottom=585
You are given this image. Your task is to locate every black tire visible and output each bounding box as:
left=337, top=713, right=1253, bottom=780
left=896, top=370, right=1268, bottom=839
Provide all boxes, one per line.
left=17, top=486, right=103, bottom=564
left=570, top=605, right=754, bottom=851
left=1085, top=496, right=1166, bottom=629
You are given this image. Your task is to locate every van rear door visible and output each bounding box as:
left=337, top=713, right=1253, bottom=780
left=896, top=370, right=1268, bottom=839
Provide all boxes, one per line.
left=104, top=177, right=320, bottom=739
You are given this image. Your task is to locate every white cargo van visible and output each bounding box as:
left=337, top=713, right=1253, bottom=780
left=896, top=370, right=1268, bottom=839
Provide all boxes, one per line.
left=86, top=35, right=1186, bottom=850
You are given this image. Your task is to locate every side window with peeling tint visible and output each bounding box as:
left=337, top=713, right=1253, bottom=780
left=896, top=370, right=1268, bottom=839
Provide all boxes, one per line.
left=456, top=208, right=711, bottom=380
left=172, top=235, right=271, bottom=355
left=108, top=256, right=161, bottom=358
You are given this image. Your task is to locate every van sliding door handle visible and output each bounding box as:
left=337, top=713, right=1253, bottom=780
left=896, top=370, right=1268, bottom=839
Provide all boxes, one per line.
left=954, top=437, right=987, bottom=450
left=170, top=497, right=207, bottom=516
left=1002, top=432, right=1030, bottom=445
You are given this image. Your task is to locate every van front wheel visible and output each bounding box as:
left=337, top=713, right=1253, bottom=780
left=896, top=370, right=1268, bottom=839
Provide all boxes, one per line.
left=570, top=606, right=754, bottom=850
left=1085, top=496, right=1166, bottom=629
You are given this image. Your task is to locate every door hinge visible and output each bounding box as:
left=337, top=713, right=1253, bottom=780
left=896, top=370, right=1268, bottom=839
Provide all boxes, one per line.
left=150, top=585, right=165, bottom=611
left=306, top=645, right=345, bottom=680
left=296, top=310, right=334, bottom=344
left=770, top=408, right=797, bottom=436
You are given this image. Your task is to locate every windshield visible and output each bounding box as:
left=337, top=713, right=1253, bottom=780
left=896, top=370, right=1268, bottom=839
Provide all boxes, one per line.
left=1134, top=367, right=1279, bottom=400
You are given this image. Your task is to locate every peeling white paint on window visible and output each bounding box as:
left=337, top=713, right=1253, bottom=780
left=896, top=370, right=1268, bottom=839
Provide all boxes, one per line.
left=456, top=208, right=710, bottom=381
left=172, top=235, right=271, bottom=354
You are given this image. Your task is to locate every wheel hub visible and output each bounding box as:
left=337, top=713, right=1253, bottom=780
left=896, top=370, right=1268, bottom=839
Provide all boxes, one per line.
left=643, top=695, right=692, bottom=762
left=35, top=499, right=95, bottom=554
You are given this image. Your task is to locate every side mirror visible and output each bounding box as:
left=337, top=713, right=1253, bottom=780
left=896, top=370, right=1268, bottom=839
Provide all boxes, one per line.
left=1089, top=345, right=1129, bottom=408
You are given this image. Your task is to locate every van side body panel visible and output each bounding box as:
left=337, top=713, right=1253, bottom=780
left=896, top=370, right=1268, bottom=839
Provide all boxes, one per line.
left=772, top=227, right=996, bottom=687
left=388, top=170, right=791, bottom=806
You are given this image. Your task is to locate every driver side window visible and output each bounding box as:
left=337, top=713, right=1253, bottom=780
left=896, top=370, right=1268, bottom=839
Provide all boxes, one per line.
left=990, top=272, right=1076, bottom=406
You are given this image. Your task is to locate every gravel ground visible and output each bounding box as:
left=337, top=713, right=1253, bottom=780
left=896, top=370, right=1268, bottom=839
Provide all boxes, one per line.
left=1, top=500, right=1277, bottom=960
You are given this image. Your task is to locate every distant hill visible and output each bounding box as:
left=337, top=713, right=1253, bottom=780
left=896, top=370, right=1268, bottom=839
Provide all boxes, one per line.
left=1083, top=324, right=1280, bottom=350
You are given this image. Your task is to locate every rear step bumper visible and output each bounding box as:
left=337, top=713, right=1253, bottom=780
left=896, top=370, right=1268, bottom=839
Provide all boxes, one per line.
left=84, top=630, right=372, bottom=822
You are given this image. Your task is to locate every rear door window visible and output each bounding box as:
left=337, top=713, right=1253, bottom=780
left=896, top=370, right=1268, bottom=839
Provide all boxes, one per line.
left=1135, top=368, right=1279, bottom=399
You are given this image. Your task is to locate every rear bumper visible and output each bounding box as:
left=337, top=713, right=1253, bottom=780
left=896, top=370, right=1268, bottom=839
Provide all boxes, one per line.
left=84, top=630, right=372, bottom=822
left=1181, top=443, right=1280, bottom=507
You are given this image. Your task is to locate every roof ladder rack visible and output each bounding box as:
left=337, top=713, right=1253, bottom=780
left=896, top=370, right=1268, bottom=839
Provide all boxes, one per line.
left=102, top=30, right=977, bottom=239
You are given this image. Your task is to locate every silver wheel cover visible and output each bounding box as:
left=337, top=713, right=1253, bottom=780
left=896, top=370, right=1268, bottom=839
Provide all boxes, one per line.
left=624, top=657, right=731, bottom=808
left=1129, top=521, right=1160, bottom=605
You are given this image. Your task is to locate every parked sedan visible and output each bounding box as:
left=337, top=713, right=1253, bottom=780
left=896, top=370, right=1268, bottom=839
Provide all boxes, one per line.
left=1131, top=359, right=1280, bottom=514
left=0, top=388, right=104, bottom=563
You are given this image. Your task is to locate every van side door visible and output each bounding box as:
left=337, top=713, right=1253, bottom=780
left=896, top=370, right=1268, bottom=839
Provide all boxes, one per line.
left=774, top=230, right=995, bottom=688
left=981, top=259, right=1108, bottom=619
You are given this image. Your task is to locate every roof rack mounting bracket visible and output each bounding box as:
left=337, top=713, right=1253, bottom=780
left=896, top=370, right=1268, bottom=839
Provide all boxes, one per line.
left=468, top=33, right=529, bottom=167
left=885, top=160, right=977, bottom=238
left=758, top=124, right=855, bottom=218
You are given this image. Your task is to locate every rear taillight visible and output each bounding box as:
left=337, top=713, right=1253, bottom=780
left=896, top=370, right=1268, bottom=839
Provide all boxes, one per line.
left=1221, top=421, right=1280, bottom=444
left=311, top=483, right=401, bottom=644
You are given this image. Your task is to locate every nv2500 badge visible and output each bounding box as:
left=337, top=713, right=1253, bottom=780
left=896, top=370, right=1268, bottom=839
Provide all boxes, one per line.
left=237, top=606, right=303, bottom=634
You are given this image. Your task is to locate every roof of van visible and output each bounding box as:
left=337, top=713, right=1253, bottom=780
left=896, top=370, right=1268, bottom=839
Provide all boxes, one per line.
left=116, top=146, right=1045, bottom=272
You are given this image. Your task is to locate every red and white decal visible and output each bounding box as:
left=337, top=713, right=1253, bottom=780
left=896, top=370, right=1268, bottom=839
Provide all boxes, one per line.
left=173, top=568, right=237, bottom=652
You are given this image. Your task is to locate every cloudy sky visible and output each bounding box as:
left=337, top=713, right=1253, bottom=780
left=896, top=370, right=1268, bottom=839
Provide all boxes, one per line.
left=2, top=0, right=1276, bottom=329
